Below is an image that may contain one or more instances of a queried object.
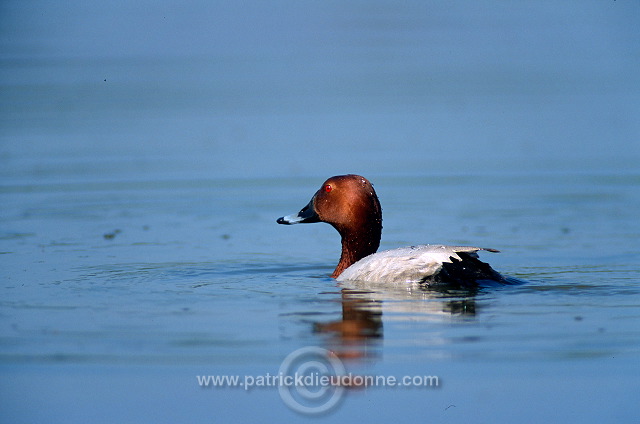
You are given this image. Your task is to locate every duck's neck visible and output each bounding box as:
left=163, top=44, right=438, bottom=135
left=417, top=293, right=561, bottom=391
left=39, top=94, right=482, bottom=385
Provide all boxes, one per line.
left=331, top=226, right=381, bottom=278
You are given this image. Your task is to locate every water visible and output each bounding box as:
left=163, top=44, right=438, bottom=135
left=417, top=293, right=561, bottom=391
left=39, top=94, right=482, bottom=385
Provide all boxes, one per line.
left=2, top=1, right=640, bottom=422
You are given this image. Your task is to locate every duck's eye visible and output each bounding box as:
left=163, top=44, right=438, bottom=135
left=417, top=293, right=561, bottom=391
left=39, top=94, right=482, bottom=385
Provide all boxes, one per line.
left=324, top=184, right=332, bottom=193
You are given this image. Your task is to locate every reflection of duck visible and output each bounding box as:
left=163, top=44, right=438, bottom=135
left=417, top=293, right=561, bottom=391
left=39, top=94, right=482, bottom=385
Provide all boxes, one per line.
left=315, top=289, right=383, bottom=340
left=278, top=174, right=510, bottom=287
left=314, top=285, right=479, bottom=360
left=314, top=288, right=382, bottom=360
left=340, top=280, right=479, bottom=320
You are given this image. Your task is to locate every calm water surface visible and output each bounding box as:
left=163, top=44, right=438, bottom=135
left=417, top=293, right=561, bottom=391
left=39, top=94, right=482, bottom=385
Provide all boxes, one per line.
left=2, top=171, right=639, bottom=422
left=1, top=1, right=640, bottom=422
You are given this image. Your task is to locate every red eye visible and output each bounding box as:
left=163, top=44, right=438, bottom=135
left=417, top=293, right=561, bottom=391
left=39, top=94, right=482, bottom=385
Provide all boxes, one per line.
left=324, top=184, right=332, bottom=193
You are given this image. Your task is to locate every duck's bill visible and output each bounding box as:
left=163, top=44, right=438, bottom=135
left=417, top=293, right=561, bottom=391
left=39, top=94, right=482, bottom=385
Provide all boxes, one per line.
left=277, top=198, right=320, bottom=225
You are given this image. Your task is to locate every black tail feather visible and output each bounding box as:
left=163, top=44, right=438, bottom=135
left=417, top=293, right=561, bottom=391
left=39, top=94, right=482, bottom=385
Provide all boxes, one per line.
left=421, top=252, right=508, bottom=288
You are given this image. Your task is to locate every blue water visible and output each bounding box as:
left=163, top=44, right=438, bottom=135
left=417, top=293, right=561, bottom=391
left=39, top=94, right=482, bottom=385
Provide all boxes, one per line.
left=2, top=1, right=640, bottom=422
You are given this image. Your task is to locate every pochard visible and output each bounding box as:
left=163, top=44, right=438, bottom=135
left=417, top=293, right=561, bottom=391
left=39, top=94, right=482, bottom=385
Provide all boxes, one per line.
left=277, top=174, right=510, bottom=286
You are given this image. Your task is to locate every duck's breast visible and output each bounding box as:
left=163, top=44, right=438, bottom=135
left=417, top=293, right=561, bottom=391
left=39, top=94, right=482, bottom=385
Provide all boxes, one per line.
left=336, top=244, right=489, bottom=284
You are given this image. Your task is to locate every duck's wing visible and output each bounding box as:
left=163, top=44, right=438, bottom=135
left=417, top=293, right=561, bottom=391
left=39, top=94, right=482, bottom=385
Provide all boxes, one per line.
left=336, top=244, right=502, bottom=285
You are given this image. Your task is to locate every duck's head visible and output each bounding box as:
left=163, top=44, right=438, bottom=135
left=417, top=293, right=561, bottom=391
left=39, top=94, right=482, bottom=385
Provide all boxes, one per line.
left=277, top=174, right=382, bottom=277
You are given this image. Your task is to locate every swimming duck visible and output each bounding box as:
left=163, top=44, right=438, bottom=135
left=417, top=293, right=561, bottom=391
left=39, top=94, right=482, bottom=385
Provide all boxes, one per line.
left=277, top=174, right=508, bottom=286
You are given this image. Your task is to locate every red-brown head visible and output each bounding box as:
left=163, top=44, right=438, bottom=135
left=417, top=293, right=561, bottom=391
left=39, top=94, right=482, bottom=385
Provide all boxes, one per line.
left=277, top=175, right=383, bottom=277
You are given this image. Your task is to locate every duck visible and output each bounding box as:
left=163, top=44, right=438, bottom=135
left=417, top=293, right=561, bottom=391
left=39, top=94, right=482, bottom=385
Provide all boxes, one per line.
left=277, top=174, right=510, bottom=286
